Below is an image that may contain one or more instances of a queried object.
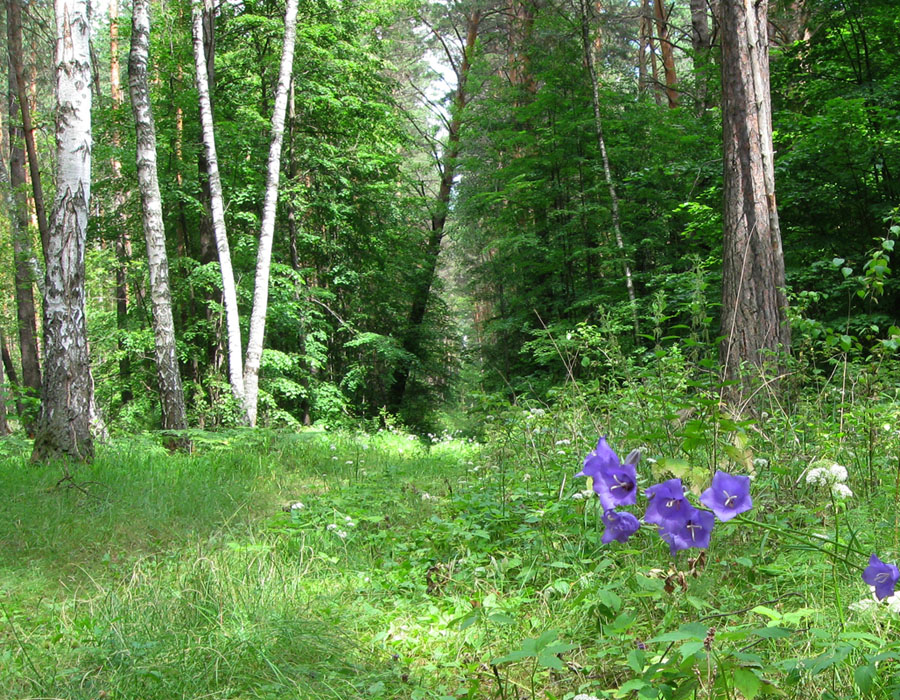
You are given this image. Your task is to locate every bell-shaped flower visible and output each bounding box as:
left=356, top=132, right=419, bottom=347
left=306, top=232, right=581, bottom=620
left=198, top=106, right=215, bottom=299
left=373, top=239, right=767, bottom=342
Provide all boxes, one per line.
left=576, top=436, right=620, bottom=479
left=700, top=471, right=752, bottom=521
left=862, top=554, right=900, bottom=601
left=659, top=507, right=714, bottom=555
left=644, top=478, right=691, bottom=527
left=592, top=462, right=637, bottom=510
left=601, top=509, right=641, bottom=544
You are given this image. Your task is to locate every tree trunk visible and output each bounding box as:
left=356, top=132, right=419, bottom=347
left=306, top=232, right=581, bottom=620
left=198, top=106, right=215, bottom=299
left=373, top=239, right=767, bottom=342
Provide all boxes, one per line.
left=191, top=0, right=246, bottom=412
left=32, top=0, right=95, bottom=463
left=129, top=0, right=189, bottom=431
left=4, top=27, right=43, bottom=415
left=109, top=0, right=135, bottom=403
left=0, top=329, right=24, bottom=419
left=0, top=347, right=8, bottom=436
left=719, top=0, right=790, bottom=398
left=242, top=0, right=300, bottom=427
left=580, top=0, right=639, bottom=335
left=388, top=9, right=481, bottom=411
left=690, top=0, right=712, bottom=112
left=8, top=0, right=51, bottom=260
left=652, top=0, right=679, bottom=107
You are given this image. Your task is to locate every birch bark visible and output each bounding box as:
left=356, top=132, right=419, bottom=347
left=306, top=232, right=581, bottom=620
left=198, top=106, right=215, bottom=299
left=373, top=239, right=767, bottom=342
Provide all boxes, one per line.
left=129, top=0, right=189, bottom=430
left=191, top=0, right=246, bottom=410
left=242, top=0, right=300, bottom=426
left=31, top=0, right=94, bottom=462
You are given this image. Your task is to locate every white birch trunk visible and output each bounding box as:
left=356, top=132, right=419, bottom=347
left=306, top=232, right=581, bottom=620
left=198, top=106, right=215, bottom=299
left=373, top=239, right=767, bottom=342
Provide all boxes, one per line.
left=242, top=0, right=300, bottom=426
left=190, top=0, right=246, bottom=410
left=129, top=0, right=188, bottom=431
left=32, top=0, right=94, bottom=462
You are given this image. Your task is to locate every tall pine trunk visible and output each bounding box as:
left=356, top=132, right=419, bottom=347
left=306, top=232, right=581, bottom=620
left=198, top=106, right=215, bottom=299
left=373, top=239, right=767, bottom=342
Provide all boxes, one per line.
left=129, top=0, right=188, bottom=431
left=719, top=0, right=790, bottom=399
left=652, top=0, right=679, bottom=107
left=5, top=15, right=43, bottom=416
left=191, top=0, right=246, bottom=412
left=32, top=0, right=95, bottom=462
left=242, top=0, right=300, bottom=427
left=8, top=0, right=51, bottom=260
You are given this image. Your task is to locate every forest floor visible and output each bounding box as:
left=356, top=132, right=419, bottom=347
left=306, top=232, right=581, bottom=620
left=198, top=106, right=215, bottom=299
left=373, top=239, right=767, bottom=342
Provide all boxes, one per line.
left=0, top=400, right=898, bottom=699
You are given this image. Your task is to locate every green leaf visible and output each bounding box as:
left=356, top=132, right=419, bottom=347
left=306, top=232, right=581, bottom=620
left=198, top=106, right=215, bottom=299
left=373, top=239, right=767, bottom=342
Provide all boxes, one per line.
left=854, top=664, right=876, bottom=694
left=537, top=652, right=565, bottom=670
left=733, top=668, right=761, bottom=700
left=679, top=641, right=705, bottom=660
left=491, top=649, right=532, bottom=665
left=648, top=622, right=708, bottom=643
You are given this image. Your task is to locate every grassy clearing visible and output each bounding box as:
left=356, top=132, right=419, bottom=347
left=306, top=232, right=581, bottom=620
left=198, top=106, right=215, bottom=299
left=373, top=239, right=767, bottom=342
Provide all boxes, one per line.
left=2, top=373, right=900, bottom=699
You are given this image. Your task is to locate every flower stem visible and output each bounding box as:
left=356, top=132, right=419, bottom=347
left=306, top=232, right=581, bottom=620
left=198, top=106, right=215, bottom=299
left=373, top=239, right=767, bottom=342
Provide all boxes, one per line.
left=733, top=515, right=864, bottom=571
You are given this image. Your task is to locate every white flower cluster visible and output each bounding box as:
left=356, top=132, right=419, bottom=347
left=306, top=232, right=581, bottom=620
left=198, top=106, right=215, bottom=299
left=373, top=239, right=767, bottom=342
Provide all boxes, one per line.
left=326, top=522, right=349, bottom=538
left=849, top=593, right=900, bottom=616
left=806, top=461, right=853, bottom=499
left=290, top=501, right=304, bottom=511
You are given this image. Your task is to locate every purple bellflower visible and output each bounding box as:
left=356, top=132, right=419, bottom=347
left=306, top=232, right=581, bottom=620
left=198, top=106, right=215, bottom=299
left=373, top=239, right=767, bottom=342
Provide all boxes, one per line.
left=576, top=437, right=620, bottom=479
left=577, top=437, right=638, bottom=510
left=644, top=478, right=691, bottom=527
left=862, top=554, right=900, bottom=600
left=700, top=471, right=753, bottom=522
left=601, top=509, right=641, bottom=544
left=592, top=462, right=638, bottom=510
left=659, top=507, right=714, bottom=555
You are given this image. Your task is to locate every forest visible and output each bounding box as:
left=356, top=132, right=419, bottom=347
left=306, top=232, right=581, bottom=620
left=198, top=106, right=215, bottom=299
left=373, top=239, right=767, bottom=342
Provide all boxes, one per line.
left=1, top=0, right=899, bottom=697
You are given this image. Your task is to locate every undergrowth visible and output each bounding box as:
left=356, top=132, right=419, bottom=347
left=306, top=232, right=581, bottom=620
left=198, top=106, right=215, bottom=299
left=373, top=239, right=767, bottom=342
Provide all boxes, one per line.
left=1, top=351, right=899, bottom=699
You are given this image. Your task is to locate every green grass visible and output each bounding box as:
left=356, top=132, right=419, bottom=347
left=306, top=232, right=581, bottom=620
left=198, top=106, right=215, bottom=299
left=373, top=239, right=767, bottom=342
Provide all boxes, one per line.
left=1, top=385, right=900, bottom=700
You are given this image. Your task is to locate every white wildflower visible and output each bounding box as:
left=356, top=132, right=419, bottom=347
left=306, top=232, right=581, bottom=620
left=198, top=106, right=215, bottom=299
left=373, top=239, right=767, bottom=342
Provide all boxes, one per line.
left=555, top=439, right=571, bottom=446
left=346, top=460, right=354, bottom=465
left=828, top=463, right=848, bottom=482
left=337, top=530, right=347, bottom=539
left=887, top=595, right=900, bottom=615
left=345, top=516, right=355, bottom=525
left=330, top=444, right=336, bottom=451
left=831, top=483, right=853, bottom=500
left=806, top=467, right=828, bottom=485
left=421, top=492, right=433, bottom=501
left=848, top=598, right=877, bottom=613
left=753, top=458, right=769, bottom=468
left=557, top=450, right=566, bottom=455
left=290, top=502, right=304, bottom=511
left=326, top=523, right=337, bottom=531
left=522, top=473, right=531, bottom=481
left=572, top=492, right=585, bottom=501
left=332, top=456, right=339, bottom=461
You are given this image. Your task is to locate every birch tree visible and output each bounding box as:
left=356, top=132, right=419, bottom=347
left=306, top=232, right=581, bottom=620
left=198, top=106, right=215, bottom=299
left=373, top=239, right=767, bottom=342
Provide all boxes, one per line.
left=32, top=0, right=94, bottom=462
left=719, top=0, right=790, bottom=397
left=242, top=0, right=300, bottom=426
left=129, top=0, right=188, bottom=430
left=579, top=0, right=638, bottom=334
left=191, top=0, right=246, bottom=410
